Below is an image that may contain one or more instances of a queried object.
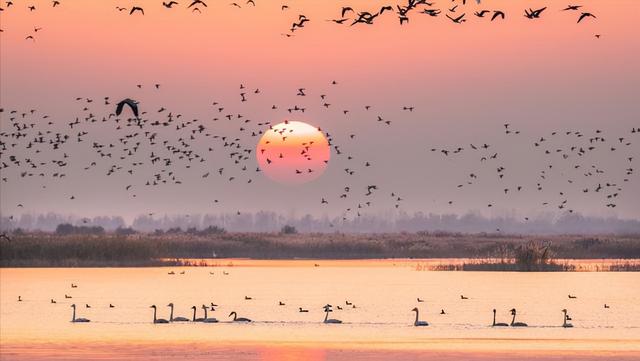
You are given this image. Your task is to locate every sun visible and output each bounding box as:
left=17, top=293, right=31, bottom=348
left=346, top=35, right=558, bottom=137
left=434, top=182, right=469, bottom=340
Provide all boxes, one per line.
left=256, top=121, right=330, bottom=185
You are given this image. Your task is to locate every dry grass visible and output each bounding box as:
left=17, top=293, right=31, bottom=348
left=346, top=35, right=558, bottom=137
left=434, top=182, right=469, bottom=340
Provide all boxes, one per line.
left=1, top=231, right=639, bottom=267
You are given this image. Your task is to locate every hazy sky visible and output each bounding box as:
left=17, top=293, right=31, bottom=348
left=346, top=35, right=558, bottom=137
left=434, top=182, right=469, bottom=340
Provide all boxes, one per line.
left=1, top=0, right=639, bottom=223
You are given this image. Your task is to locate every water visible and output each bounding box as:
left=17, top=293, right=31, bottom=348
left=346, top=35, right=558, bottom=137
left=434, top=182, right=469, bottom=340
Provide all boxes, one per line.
left=1, top=260, right=639, bottom=360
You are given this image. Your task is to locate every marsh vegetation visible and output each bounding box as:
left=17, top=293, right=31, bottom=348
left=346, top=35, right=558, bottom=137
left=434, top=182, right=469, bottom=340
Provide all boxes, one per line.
left=1, top=226, right=639, bottom=268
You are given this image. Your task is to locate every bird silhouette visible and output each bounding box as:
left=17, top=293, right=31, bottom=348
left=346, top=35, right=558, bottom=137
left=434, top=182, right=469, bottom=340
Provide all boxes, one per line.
left=129, top=6, right=144, bottom=15
left=577, top=12, right=596, bottom=23
left=115, top=99, right=139, bottom=117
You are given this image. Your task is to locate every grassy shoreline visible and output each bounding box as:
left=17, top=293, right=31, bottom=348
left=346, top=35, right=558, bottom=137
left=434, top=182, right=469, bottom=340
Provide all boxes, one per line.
left=2, top=231, right=639, bottom=269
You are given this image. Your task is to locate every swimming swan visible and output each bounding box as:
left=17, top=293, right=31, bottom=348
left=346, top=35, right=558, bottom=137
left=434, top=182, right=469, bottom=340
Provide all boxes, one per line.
left=71, top=304, right=90, bottom=322
left=412, top=307, right=428, bottom=326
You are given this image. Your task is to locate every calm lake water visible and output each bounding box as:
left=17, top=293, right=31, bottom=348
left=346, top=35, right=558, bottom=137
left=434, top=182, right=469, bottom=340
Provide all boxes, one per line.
left=1, top=260, right=639, bottom=360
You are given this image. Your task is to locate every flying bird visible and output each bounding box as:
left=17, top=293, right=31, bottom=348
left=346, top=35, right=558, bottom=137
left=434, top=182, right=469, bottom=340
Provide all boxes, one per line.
left=562, top=5, right=582, bottom=11
left=446, top=13, right=466, bottom=23
left=491, top=10, right=505, bottom=21
left=115, top=99, right=140, bottom=117
left=524, top=7, right=546, bottom=19
left=189, top=0, right=207, bottom=7
left=577, top=12, right=596, bottom=23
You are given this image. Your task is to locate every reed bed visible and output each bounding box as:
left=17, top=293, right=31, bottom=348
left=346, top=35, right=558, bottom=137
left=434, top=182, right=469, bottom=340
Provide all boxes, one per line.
left=1, top=230, right=639, bottom=269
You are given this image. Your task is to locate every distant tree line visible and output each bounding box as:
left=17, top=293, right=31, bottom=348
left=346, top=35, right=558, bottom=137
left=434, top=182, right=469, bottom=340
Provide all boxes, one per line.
left=55, top=223, right=105, bottom=235
left=2, top=211, right=639, bottom=235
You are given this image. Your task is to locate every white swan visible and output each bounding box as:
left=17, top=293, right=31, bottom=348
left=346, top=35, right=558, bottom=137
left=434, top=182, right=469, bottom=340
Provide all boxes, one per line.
left=229, top=311, right=252, bottom=322
left=492, top=309, right=508, bottom=327
left=150, top=305, right=169, bottom=323
left=323, top=306, right=342, bottom=324
left=167, top=303, right=190, bottom=322
left=509, top=308, right=528, bottom=327
left=562, top=309, right=573, bottom=328
left=191, top=306, right=205, bottom=322
left=201, top=305, right=219, bottom=323
left=71, top=304, right=90, bottom=322
left=412, top=307, right=428, bottom=326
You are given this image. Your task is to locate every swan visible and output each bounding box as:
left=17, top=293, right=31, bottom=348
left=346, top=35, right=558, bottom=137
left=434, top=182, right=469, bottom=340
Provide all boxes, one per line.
left=568, top=294, right=577, bottom=299
left=345, top=300, right=352, bottom=306
left=604, top=304, right=610, bottom=309
left=201, top=305, right=219, bottom=323
left=323, top=308, right=342, bottom=324
left=417, top=298, right=424, bottom=302
left=229, top=311, right=252, bottom=322
left=562, top=309, right=573, bottom=328
left=109, top=304, right=115, bottom=308
left=150, top=305, right=169, bottom=323
left=509, top=308, right=528, bottom=327
left=460, top=295, right=469, bottom=300
left=167, top=303, right=190, bottom=322
left=492, top=309, right=508, bottom=327
left=191, top=306, right=205, bottom=322
left=299, top=307, right=309, bottom=313
left=336, top=305, right=343, bottom=310
left=244, top=296, right=252, bottom=300
left=18, top=296, right=22, bottom=302
left=70, top=304, right=90, bottom=322
left=51, top=299, right=56, bottom=304
left=412, top=307, right=428, bottom=326
left=279, top=301, right=285, bottom=306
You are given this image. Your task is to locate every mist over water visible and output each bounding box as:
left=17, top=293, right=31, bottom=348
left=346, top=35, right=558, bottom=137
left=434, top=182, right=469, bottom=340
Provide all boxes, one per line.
left=2, top=211, right=639, bottom=234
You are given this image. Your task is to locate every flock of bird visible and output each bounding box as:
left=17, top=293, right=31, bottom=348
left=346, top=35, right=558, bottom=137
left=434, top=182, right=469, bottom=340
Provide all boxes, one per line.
left=16, top=279, right=601, bottom=328
left=1, top=79, right=420, bottom=225
left=1, top=1, right=634, bottom=225
left=2, top=76, right=637, bottom=226
left=429, top=123, right=638, bottom=219
left=319, top=1, right=597, bottom=31
left=0, top=1, right=601, bottom=41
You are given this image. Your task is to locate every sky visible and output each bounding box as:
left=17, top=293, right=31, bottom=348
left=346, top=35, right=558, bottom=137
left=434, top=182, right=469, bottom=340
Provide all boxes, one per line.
left=1, top=0, right=639, bottom=224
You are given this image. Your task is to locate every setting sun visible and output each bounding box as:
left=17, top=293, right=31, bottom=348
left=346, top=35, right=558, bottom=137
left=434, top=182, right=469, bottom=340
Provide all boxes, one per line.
left=256, top=121, right=330, bottom=185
